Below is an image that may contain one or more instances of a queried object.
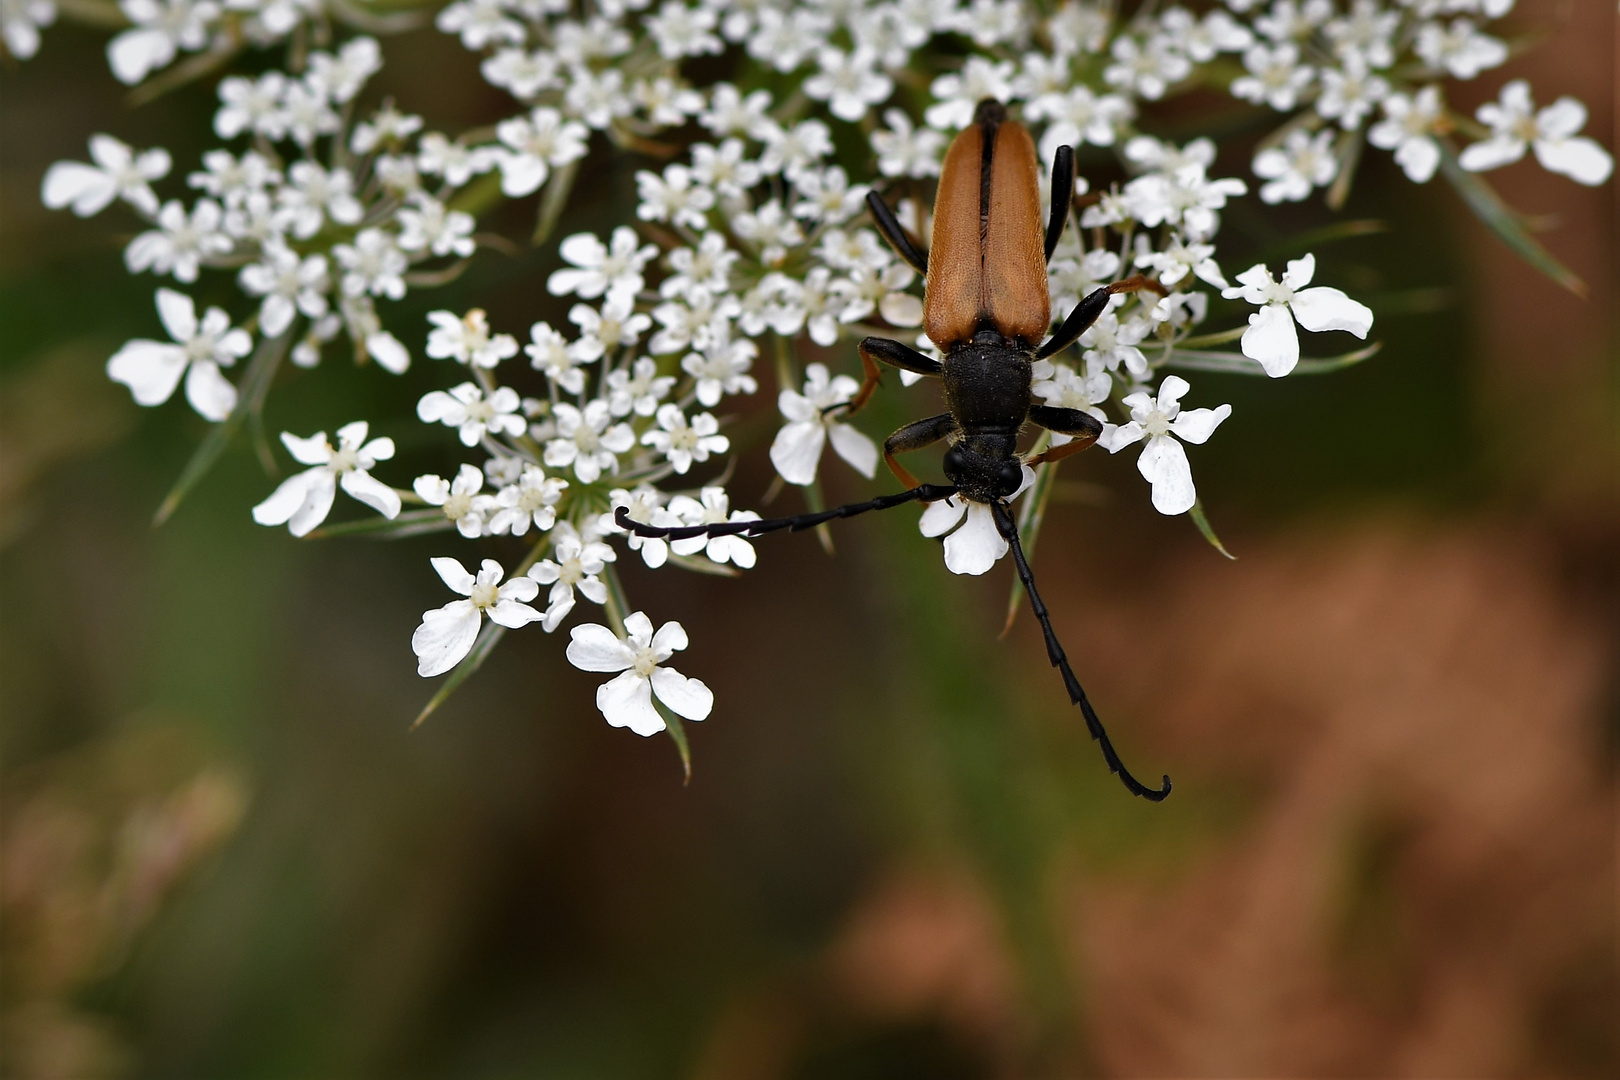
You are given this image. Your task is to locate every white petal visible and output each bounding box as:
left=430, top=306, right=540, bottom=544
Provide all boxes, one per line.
left=41, top=162, right=117, bottom=216
left=1458, top=135, right=1524, bottom=173
left=431, top=556, right=475, bottom=595
left=1534, top=137, right=1614, bottom=186
left=107, top=340, right=186, bottom=406
left=623, top=611, right=654, bottom=646
left=498, top=576, right=540, bottom=603
left=1137, top=435, right=1196, bottom=516
left=283, top=471, right=336, bottom=537
left=184, top=360, right=237, bottom=422
left=918, top=496, right=966, bottom=537
left=1169, top=403, right=1232, bottom=446
left=412, top=604, right=482, bottom=677
left=596, top=671, right=664, bottom=736
left=1280, top=252, right=1315, bottom=290
left=155, top=288, right=197, bottom=342
left=942, top=503, right=1007, bottom=576
left=1394, top=136, right=1440, bottom=183
left=489, top=599, right=543, bottom=628
left=1240, top=303, right=1300, bottom=377
left=1536, top=97, right=1587, bottom=140
left=339, top=469, right=401, bottom=518
left=879, top=292, right=924, bottom=327
left=650, top=620, right=688, bottom=657
left=417, top=390, right=461, bottom=423
left=280, top=431, right=331, bottom=465
left=366, top=332, right=410, bottom=374
left=1099, top=421, right=1145, bottom=453
left=107, top=27, right=174, bottom=85
left=769, top=420, right=825, bottom=485
left=651, top=667, right=713, bottom=721
left=1290, top=286, right=1373, bottom=338
left=251, top=469, right=319, bottom=527
left=565, top=623, right=636, bottom=672
left=827, top=422, right=879, bottom=478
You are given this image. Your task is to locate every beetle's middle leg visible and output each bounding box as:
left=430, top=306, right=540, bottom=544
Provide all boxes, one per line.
left=882, top=412, right=957, bottom=488
left=831, top=336, right=943, bottom=419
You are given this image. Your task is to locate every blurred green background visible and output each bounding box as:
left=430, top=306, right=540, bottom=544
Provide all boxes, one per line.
left=2, top=3, right=1614, bottom=1077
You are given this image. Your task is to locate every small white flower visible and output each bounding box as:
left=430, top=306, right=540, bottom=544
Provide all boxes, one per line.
left=41, top=134, right=170, bottom=217
left=547, top=227, right=657, bottom=299
left=871, top=108, right=946, bottom=178
left=351, top=103, right=423, bottom=154
left=569, top=291, right=650, bottom=361
left=1459, top=80, right=1614, bottom=186
left=333, top=228, right=407, bottom=300
left=1031, top=356, right=1110, bottom=442
left=645, top=0, right=721, bottom=58
left=3, top=0, right=56, bottom=59
left=608, top=486, right=674, bottom=568
left=731, top=200, right=803, bottom=266
left=413, top=558, right=542, bottom=678
left=252, top=420, right=399, bottom=536
left=689, top=139, right=762, bottom=200
left=1230, top=42, right=1315, bottom=111
left=1080, top=310, right=1151, bottom=376
left=699, top=83, right=776, bottom=140
left=1253, top=128, right=1339, bottom=203
left=1099, top=375, right=1230, bottom=516
left=306, top=36, right=380, bottom=104
left=804, top=46, right=892, bottom=122
left=435, top=0, right=524, bottom=50
left=525, top=321, right=587, bottom=394
left=1414, top=18, right=1506, bottom=80
left=275, top=162, right=363, bottom=240
left=758, top=118, right=833, bottom=178
left=1323, top=0, right=1399, bottom=69
left=546, top=400, right=635, bottom=483
left=527, top=522, right=614, bottom=631
left=495, top=107, right=589, bottom=197
left=1030, top=84, right=1132, bottom=157
left=661, top=231, right=739, bottom=300
left=641, top=403, right=727, bottom=474
left=605, top=357, right=675, bottom=418
left=187, top=149, right=278, bottom=207
left=667, top=486, right=759, bottom=568
left=566, top=612, right=713, bottom=736
left=481, top=48, right=561, bottom=100
left=279, top=81, right=340, bottom=148
left=124, top=198, right=231, bottom=282
left=413, top=462, right=493, bottom=537
left=238, top=242, right=328, bottom=337
left=397, top=197, right=476, bottom=258
left=426, top=309, right=519, bottom=368
left=769, top=363, right=879, bottom=485
left=1134, top=232, right=1227, bottom=290
left=631, top=75, right=704, bottom=127
left=107, top=0, right=217, bottom=85
left=107, top=288, right=250, bottom=421
left=1368, top=86, right=1445, bottom=183
left=927, top=57, right=1015, bottom=129
left=418, top=382, right=525, bottom=446
left=1102, top=34, right=1189, bottom=102
left=488, top=464, right=566, bottom=536
left=417, top=133, right=498, bottom=187
left=918, top=466, right=1034, bottom=576
left=215, top=72, right=289, bottom=140
left=1316, top=53, right=1389, bottom=131
left=1222, top=253, right=1374, bottom=376
left=681, top=323, right=757, bottom=406
left=565, top=66, right=635, bottom=130
left=636, top=163, right=715, bottom=229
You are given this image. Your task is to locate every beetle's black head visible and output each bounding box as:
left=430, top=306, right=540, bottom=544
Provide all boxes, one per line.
left=943, top=432, right=1023, bottom=503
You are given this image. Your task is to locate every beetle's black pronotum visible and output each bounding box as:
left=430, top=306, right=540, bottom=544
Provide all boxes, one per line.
left=617, top=99, right=1172, bottom=800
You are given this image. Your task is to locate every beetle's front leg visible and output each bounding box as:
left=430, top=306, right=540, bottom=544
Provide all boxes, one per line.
left=865, top=191, right=929, bottom=275
left=882, top=412, right=957, bottom=488
left=831, top=336, right=943, bottom=419
left=1025, top=404, right=1103, bottom=466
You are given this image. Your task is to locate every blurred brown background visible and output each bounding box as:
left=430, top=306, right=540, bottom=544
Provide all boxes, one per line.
left=2, top=1, right=1614, bottom=1077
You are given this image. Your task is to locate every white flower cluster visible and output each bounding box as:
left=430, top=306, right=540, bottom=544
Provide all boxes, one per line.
left=27, top=0, right=1611, bottom=756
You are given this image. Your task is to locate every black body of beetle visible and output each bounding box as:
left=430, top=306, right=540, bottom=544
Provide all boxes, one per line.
left=616, top=99, right=1172, bottom=801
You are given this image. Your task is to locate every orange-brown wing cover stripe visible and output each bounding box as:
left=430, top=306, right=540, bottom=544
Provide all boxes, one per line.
left=923, top=123, right=985, bottom=351
left=982, top=119, right=1049, bottom=344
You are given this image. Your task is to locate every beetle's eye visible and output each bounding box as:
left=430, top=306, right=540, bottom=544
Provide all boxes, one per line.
left=942, top=444, right=966, bottom=481
left=997, top=461, right=1023, bottom=497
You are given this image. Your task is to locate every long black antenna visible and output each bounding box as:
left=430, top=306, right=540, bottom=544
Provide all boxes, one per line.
left=990, top=500, right=1172, bottom=800
left=614, top=483, right=959, bottom=542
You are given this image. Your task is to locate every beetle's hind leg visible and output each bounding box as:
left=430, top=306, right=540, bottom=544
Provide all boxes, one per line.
left=830, top=336, right=943, bottom=420
left=865, top=191, right=929, bottom=275
left=1025, top=404, right=1102, bottom=467
left=883, top=412, right=957, bottom=488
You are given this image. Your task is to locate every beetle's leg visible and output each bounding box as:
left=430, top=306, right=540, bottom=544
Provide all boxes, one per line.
left=831, top=336, right=943, bottom=419
left=1024, top=404, right=1101, bottom=466
left=1045, top=144, right=1074, bottom=263
left=865, top=191, right=929, bottom=275
left=883, top=412, right=957, bottom=488
left=989, top=500, right=1172, bottom=802
left=1036, top=275, right=1169, bottom=360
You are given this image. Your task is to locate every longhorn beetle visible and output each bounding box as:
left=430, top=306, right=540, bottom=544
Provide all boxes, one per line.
left=618, top=99, right=1171, bottom=801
